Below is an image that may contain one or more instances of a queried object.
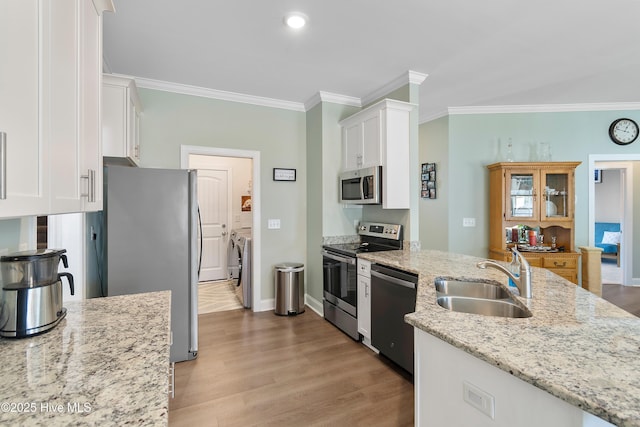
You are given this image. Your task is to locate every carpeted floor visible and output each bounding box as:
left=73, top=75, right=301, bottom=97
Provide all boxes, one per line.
left=198, top=280, right=242, bottom=314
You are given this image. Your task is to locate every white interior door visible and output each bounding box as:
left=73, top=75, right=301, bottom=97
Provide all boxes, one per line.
left=197, top=169, right=228, bottom=281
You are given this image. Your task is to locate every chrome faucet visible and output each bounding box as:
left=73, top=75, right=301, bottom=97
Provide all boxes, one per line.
left=477, top=249, right=532, bottom=298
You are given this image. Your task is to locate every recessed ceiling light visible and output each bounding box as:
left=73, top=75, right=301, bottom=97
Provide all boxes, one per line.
left=284, top=12, right=308, bottom=29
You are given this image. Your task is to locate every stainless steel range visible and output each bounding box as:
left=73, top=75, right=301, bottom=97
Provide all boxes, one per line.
left=321, top=222, right=402, bottom=340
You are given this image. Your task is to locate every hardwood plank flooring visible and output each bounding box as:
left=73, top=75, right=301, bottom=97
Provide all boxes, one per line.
left=169, top=309, right=414, bottom=427
left=602, top=283, right=640, bottom=317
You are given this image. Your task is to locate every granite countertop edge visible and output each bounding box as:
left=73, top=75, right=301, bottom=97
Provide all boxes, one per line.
left=358, top=249, right=640, bottom=427
left=0, top=291, right=171, bottom=427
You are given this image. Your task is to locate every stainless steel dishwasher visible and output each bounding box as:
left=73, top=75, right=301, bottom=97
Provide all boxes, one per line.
left=370, top=263, right=418, bottom=375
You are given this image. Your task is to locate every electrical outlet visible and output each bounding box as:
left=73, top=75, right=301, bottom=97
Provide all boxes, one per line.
left=463, top=381, right=495, bottom=419
left=463, top=218, right=476, bottom=227
left=267, top=219, right=281, bottom=229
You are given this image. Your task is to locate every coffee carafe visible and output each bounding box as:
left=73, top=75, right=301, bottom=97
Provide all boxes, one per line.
left=0, top=249, right=74, bottom=338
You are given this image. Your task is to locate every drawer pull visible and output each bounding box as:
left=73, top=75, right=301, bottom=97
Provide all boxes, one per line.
left=554, top=261, right=567, bottom=268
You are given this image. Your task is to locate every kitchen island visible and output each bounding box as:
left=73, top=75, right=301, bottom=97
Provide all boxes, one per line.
left=358, top=249, right=640, bottom=427
left=0, top=291, right=171, bottom=426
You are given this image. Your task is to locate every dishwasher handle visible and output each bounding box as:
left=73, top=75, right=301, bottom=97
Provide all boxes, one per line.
left=370, top=269, right=416, bottom=290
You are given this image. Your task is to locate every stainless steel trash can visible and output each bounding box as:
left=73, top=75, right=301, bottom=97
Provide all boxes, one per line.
left=274, top=262, right=305, bottom=315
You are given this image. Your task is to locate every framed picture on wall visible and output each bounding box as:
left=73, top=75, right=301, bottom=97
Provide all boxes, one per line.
left=421, top=162, right=437, bottom=199
left=241, top=195, right=252, bottom=211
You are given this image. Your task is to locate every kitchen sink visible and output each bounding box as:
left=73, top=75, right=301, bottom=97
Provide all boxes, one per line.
left=435, top=278, right=512, bottom=300
left=436, top=296, right=532, bottom=318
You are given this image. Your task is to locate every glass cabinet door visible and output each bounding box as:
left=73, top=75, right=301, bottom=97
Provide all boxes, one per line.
left=542, top=171, right=571, bottom=220
left=505, top=170, right=539, bottom=220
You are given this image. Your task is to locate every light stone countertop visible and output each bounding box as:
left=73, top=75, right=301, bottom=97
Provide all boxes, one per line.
left=358, top=249, right=640, bottom=427
left=0, top=291, right=171, bottom=426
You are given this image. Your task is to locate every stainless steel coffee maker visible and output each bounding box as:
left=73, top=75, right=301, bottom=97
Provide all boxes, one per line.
left=0, top=249, right=74, bottom=338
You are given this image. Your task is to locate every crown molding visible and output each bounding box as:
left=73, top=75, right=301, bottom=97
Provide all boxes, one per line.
left=361, top=70, right=428, bottom=107
left=134, top=78, right=306, bottom=112
left=448, top=102, right=640, bottom=115
left=92, top=0, right=115, bottom=15
left=419, top=109, right=449, bottom=124
left=304, top=91, right=362, bottom=110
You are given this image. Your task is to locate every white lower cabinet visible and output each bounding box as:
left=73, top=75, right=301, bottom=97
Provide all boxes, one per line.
left=357, top=260, right=373, bottom=345
left=415, top=329, right=614, bottom=427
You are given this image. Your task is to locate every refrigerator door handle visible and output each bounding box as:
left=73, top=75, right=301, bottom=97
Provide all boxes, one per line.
left=197, top=206, right=203, bottom=277
left=189, top=170, right=199, bottom=357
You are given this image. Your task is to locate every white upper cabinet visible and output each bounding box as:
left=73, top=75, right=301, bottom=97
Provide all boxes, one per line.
left=102, top=74, right=142, bottom=165
left=340, top=99, right=414, bottom=209
left=0, top=0, right=111, bottom=219
left=79, top=0, right=106, bottom=212
left=0, top=1, right=49, bottom=218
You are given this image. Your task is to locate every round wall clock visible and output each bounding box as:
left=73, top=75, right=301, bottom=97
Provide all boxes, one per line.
left=609, top=118, right=639, bottom=145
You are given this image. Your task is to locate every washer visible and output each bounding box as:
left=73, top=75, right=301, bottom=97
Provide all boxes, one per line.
left=227, top=228, right=252, bottom=308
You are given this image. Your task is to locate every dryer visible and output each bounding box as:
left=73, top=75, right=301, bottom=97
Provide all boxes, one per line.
left=227, top=228, right=252, bottom=308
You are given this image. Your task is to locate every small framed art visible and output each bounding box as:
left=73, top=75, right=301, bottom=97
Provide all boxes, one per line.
left=421, top=163, right=437, bottom=199
left=273, top=168, right=296, bottom=181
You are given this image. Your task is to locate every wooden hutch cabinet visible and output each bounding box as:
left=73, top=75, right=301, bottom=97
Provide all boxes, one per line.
left=487, top=162, right=581, bottom=284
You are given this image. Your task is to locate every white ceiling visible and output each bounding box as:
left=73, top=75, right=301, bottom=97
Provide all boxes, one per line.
left=103, top=0, right=640, bottom=121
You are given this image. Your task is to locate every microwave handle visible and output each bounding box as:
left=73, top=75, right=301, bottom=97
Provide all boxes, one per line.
left=361, top=176, right=367, bottom=200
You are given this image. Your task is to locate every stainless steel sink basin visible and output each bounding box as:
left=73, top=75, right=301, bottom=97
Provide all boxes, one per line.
left=436, top=296, right=532, bottom=318
left=435, top=278, right=512, bottom=300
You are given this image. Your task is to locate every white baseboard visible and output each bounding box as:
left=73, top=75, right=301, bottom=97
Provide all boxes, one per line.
left=255, top=294, right=324, bottom=316
left=305, top=294, right=323, bottom=317
left=255, top=298, right=274, bottom=312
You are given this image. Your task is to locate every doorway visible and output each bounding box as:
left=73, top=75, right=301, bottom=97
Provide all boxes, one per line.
left=181, top=145, right=262, bottom=312
left=594, top=168, right=623, bottom=285
left=589, top=155, right=639, bottom=288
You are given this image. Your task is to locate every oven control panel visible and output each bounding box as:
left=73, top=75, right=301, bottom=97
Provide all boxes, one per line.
left=358, top=222, right=402, bottom=240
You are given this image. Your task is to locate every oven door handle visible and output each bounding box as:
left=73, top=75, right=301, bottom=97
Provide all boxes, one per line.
left=370, top=270, right=416, bottom=289
left=322, top=250, right=356, bottom=265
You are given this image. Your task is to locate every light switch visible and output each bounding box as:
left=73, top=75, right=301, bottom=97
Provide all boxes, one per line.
left=268, top=219, right=281, bottom=229
left=463, top=218, right=476, bottom=227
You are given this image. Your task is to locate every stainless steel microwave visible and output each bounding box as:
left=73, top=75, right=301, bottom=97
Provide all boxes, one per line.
left=339, top=166, right=381, bottom=204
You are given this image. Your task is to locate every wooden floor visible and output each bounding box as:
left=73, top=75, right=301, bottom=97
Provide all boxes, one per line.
left=602, top=283, right=640, bottom=317
left=169, top=309, right=414, bottom=427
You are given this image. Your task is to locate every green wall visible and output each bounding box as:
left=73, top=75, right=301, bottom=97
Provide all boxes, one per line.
left=420, top=109, right=640, bottom=262
left=0, top=218, right=29, bottom=253
left=419, top=116, right=450, bottom=250
left=305, top=101, right=361, bottom=308
left=306, top=103, right=324, bottom=306
left=138, top=88, right=307, bottom=301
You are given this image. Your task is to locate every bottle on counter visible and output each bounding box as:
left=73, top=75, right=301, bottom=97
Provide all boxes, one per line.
left=509, top=250, right=520, bottom=288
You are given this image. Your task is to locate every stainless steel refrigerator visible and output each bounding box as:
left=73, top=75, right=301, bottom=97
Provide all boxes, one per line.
left=103, top=165, right=198, bottom=362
